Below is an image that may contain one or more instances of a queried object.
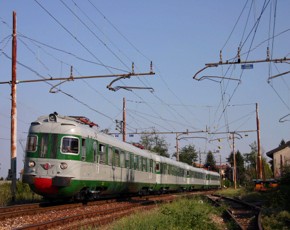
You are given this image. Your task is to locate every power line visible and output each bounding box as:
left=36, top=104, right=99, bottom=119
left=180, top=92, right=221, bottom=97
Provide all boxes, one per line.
left=60, top=0, right=130, bottom=71
left=20, top=35, right=129, bottom=73
left=34, top=0, right=116, bottom=75
left=86, top=1, right=198, bottom=129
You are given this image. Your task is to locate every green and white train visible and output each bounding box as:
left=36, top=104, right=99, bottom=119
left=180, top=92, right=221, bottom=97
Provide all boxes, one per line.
left=23, top=113, right=220, bottom=200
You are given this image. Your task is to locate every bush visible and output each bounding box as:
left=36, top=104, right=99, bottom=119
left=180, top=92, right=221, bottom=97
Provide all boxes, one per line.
left=0, top=181, right=42, bottom=206
left=262, top=211, right=290, bottom=230
left=105, top=196, right=225, bottom=230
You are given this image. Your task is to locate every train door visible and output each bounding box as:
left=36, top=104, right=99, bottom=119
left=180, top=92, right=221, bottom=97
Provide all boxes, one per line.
left=81, top=138, right=86, bottom=161
left=155, top=161, right=161, bottom=185
left=164, top=163, right=168, bottom=183
left=93, top=141, right=100, bottom=174
left=186, top=170, right=190, bottom=186
left=130, top=153, right=135, bottom=181
left=149, top=159, right=153, bottom=180
left=205, top=173, right=209, bottom=187
left=125, top=152, right=133, bottom=182
left=113, top=148, right=121, bottom=181
left=120, top=150, right=125, bottom=181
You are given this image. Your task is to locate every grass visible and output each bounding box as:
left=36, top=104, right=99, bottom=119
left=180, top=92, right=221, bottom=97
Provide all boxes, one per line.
left=98, top=196, right=228, bottom=230
left=0, top=181, right=42, bottom=206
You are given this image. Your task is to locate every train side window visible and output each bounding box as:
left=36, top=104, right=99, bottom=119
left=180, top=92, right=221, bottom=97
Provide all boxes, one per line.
left=134, top=155, right=138, bottom=170
left=99, top=143, right=106, bottom=164
left=147, top=159, right=150, bottom=172
left=173, top=166, right=177, bottom=176
left=130, top=153, right=134, bottom=169
left=165, top=164, right=168, bottom=174
left=149, top=159, right=153, bottom=173
left=114, top=149, right=120, bottom=167
left=138, top=156, right=142, bottom=171
left=51, top=134, right=58, bottom=159
left=108, top=146, right=113, bottom=166
left=40, top=134, right=49, bottom=158
left=125, top=152, right=130, bottom=168
left=155, top=162, right=160, bottom=173
left=120, top=151, right=125, bottom=168
left=142, top=157, right=147, bottom=172
left=168, top=165, right=171, bottom=175
left=26, top=135, right=38, bottom=152
left=61, top=136, right=79, bottom=155
left=179, top=168, right=183, bottom=177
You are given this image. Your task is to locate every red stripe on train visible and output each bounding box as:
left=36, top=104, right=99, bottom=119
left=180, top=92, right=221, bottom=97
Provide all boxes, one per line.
left=34, top=177, right=58, bottom=194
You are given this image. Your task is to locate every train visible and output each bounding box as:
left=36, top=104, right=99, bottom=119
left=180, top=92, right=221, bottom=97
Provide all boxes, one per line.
left=22, top=112, right=220, bottom=200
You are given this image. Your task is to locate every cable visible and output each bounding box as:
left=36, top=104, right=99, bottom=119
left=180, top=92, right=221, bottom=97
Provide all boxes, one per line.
left=87, top=1, right=198, bottom=129
left=60, top=0, right=131, bottom=71
left=1, top=51, right=115, bottom=122
left=20, top=35, right=128, bottom=73
left=34, top=0, right=116, bottom=75
left=87, top=0, right=151, bottom=62
left=221, top=0, right=250, bottom=50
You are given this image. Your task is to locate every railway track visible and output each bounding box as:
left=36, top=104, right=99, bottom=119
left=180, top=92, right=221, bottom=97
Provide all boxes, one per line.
left=0, top=194, right=179, bottom=230
left=206, top=194, right=262, bottom=230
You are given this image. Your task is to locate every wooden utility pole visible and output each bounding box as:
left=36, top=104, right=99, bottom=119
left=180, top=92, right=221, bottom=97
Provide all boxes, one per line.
left=256, top=103, right=263, bottom=179
left=11, top=11, right=17, bottom=201
left=122, top=97, right=126, bottom=142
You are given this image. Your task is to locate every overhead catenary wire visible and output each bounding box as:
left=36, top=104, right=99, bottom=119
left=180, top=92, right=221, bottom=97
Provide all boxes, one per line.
left=19, top=35, right=129, bottom=73
left=1, top=51, right=115, bottom=121
left=86, top=1, right=200, bottom=129
left=34, top=0, right=117, bottom=75
left=59, top=0, right=131, bottom=72
left=2, top=14, right=164, bottom=136
left=208, top=0, right=273, bottom=135
left=34, top=1, right=179, bottom=133
left=2, top=15, right=172, bottom=137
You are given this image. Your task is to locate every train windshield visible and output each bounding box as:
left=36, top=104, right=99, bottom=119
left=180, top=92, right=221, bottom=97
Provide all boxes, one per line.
left=26, top=135, right=37, bottom=152
left=61, top=136, right=79, bottom=154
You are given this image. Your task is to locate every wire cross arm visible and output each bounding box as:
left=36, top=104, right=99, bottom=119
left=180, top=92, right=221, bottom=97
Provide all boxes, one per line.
left=49, top=77, right=74, bottom=93
left=192, top=65, right=218, bottom=80
left=106, top=72, right=155, bottom=91
left=197, top=75, right=241, bottom=83
left=111, top=86, right=154, bottom=92
left=279, top=113, right=290, bottom=123
left=268, top=70, right=290, bottom=82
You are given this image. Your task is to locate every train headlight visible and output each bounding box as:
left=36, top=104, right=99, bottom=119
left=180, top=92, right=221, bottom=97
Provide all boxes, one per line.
left=28, top=161, right=35, bottom=168
left=49, top=113, right=57, bottom=122
left=60, top=162, right=68, bottom=170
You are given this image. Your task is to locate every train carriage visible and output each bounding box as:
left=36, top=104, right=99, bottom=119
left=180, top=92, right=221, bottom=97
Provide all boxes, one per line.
left=23, top=113, right=220, bottom=200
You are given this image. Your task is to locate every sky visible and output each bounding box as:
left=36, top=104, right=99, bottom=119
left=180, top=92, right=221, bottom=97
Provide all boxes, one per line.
left=1, top=0, right=290, bottom=178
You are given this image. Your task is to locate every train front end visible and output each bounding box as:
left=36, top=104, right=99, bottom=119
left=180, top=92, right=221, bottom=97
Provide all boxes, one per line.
left=22, top=113, right=85, bottom=199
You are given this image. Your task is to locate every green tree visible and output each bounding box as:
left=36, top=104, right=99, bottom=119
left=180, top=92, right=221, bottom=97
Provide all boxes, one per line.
left=243, top=141, right=257, bottom=182
left=227, top=150, right=245, bottom=185
left=204, top=151, right=217, bottom=172
left=139, top=131, right=170, bottom=158
left=280, top=139, right=286, bottom=146
left=244, top=141, right=273, bottom=182
left=174, top=144, right=198, bottom=165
